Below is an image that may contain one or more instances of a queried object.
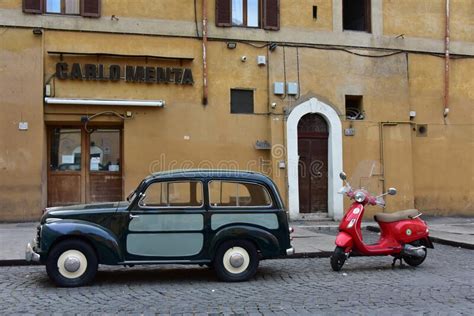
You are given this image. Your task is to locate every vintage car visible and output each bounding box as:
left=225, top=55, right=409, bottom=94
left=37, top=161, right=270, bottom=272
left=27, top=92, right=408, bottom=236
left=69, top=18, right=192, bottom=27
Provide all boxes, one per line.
left=26, top=169, right=294, bottom=287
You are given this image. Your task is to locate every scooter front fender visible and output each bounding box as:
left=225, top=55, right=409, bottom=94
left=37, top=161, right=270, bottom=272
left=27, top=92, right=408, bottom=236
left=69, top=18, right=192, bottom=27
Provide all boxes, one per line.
left=335, top=231, right=353, bottom=249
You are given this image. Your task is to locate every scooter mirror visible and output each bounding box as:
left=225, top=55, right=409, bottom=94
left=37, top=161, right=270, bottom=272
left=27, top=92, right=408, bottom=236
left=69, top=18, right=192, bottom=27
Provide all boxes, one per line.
left=339, top=172, right=347, bottom=181
left=388, top=188, right=397, bottom=195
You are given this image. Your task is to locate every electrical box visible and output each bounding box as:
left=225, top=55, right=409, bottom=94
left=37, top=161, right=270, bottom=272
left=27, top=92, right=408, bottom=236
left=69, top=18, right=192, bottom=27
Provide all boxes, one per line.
left=287, top=82, right=299, bottom=95
left=257, top=55, right=266, bottom=65
left=19, top=122, right=28, bottom=131
left=273, top=82, right=284, bottom=95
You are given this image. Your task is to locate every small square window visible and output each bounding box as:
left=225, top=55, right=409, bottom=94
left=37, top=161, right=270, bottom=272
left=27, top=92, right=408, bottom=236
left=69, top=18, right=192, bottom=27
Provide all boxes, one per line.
left=345, top=95, right=364, bottom=120
left=343, top=0, right=371, bottom=33
left=231, top=89, right=254, bottom=114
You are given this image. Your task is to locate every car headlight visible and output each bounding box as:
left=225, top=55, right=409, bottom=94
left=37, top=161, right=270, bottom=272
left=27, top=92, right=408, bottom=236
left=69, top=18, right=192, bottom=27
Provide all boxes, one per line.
left=354, top=191, right=366, bottom=203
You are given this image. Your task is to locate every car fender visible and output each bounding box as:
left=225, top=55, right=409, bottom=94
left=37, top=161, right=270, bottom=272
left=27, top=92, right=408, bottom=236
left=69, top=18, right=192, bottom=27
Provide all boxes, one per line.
left=335, top=231, right=353, bottom=249
left=210, top=225, right=280, bottom=258
left=41, top=220, right=123, bottom=264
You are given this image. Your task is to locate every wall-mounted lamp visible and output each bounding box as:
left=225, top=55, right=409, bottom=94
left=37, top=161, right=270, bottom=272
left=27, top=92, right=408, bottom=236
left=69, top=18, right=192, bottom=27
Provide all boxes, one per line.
left=227, top=42, right=237, bottom=49
left=32, top=28, right=43, bottom=35
left=269, top=42, right=277, bottom=51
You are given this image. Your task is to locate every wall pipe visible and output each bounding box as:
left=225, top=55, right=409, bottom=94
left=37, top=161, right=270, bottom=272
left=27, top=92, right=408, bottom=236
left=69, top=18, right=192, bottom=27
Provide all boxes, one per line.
left=443, top=0, right=450, bottom=117
left=201, top=0, right=208, bottom=105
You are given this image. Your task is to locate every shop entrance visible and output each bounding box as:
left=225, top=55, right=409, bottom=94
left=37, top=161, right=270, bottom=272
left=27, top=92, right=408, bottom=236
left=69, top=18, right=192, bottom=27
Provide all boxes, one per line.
left=47, top=126, right=123, bottom=206
left=297, top=114, right=328, bottom=213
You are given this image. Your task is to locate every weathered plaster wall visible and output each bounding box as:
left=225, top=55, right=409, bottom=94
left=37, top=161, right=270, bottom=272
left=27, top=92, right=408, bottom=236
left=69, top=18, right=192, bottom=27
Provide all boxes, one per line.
left=0, top=27, right=45, bottom=221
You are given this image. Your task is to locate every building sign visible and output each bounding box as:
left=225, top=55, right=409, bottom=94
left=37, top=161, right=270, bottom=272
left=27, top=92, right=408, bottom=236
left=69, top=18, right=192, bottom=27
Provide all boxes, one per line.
left=55, top=62, right=194, bottom=85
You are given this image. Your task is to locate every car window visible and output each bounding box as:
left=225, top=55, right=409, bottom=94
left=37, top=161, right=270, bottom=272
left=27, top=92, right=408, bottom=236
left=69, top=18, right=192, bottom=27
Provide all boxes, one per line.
left=140, top=181, right=203, bottom=208
left=209, top=181, right=272, bottom=207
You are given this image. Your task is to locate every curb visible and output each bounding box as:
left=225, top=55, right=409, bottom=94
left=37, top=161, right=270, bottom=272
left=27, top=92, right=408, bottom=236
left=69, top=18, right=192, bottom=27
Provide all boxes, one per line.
left=0, top=253, right=333, bottom=267
left=367, top=225, right=474, bottom=250
left=0, top=260, right=40, bottom=267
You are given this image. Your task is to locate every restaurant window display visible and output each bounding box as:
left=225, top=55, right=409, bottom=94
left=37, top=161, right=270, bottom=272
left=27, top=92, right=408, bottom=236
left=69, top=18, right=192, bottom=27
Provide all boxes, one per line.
left=47, top=127, right=123, bottom=206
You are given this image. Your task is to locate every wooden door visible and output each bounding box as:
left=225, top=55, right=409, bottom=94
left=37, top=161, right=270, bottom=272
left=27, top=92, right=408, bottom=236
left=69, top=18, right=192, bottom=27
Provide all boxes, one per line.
left=298, top=114, right=328, bottom=213
left=47, top=126, right=123, bottom=206
left=48, top=128, right=84, bottom=206
left=87, top=129, right=123, bottom=203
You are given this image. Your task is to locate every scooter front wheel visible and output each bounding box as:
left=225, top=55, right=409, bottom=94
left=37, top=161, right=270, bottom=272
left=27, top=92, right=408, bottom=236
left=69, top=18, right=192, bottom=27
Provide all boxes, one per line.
left=331, top=246, right=347, bottom=271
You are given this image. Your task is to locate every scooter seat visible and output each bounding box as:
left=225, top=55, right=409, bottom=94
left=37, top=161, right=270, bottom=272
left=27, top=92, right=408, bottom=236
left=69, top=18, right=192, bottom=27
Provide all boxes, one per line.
left=374, top=209, right=420, bottom=223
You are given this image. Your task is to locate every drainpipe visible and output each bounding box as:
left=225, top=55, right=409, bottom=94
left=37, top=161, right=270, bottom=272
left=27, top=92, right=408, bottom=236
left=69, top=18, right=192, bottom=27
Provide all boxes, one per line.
left=443, top=0, right=450, bottom=117
left=202, top=0, right=209, bottom=105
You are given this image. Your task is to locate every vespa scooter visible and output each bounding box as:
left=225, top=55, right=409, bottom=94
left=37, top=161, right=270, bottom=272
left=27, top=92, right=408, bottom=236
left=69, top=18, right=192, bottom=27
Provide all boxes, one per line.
left=331, top=171, right=433, bottom=271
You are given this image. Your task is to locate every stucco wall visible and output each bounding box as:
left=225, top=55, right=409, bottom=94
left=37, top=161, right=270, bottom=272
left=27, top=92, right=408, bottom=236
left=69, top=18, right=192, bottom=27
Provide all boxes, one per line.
left=0, top=27, right=45, bottom=221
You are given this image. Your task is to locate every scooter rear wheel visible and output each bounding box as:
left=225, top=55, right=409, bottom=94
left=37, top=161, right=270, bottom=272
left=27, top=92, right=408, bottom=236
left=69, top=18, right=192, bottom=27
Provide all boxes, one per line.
left=331, top=246, right=347, bottom=271
left=403, top=242, right=427, bottom=267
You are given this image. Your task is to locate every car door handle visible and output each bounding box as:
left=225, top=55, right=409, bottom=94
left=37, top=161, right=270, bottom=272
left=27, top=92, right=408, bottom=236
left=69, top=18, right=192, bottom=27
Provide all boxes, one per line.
left=129, top=214, right=140, bottom=219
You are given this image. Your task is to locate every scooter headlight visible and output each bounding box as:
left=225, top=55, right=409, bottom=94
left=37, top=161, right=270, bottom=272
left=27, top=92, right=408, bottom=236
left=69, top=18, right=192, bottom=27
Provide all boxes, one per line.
left=354, top=191, right=366, bottom=203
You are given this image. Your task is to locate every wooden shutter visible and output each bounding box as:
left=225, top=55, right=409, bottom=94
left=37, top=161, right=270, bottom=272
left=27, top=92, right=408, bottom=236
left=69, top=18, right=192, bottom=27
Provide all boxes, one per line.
left=216, top=0, right=232, bottom=26
left=81, top=0, right=101, bottom=17
left=23, top=0, right=42, bottom=14
left=263, top=0, right=280, bottom=30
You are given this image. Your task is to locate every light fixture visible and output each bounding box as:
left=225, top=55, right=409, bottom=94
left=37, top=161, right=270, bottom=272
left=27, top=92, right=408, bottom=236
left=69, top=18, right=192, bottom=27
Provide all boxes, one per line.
left=269, top=42, right=277, bottom=51
left=227, top=42, right=237, bottom=49
left=32, top=28, right=42, bottom=35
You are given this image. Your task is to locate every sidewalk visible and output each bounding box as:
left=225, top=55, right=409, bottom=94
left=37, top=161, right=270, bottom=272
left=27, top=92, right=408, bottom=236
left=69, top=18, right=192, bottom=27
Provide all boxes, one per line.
left=0, top=216, right=473, bottom=265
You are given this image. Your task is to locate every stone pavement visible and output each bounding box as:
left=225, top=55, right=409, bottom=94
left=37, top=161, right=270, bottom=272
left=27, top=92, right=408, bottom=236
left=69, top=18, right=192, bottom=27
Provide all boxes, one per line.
left=0, top=244, right=472, bottom=314
left=0, top=216, right=473, bottom=264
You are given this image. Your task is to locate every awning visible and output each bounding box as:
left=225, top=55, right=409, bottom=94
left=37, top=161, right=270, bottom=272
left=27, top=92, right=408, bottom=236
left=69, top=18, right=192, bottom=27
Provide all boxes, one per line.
left=44, top=97, right=165, bottom=107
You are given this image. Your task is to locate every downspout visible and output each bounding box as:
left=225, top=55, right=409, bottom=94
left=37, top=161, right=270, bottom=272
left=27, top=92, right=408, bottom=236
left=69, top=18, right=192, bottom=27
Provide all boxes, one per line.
left=202, top=0, right=209, bottom=105
left=443, top=0, right=450, bottom=117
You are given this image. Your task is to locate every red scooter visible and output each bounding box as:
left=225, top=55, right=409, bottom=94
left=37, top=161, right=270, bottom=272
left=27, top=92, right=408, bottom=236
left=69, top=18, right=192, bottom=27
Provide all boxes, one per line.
left=331, top=171, right=433, bottom=271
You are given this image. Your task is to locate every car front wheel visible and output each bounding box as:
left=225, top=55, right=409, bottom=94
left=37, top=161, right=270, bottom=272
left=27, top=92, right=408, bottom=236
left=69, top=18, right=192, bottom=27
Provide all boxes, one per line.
left=46, top=239, right=98, bottom=287
left=214, top=240, right=259, bottom=282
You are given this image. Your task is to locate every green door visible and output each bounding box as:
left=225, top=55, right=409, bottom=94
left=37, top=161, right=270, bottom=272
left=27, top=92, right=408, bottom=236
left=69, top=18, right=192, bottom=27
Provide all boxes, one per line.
left=125, top=180, right=205, bottom=260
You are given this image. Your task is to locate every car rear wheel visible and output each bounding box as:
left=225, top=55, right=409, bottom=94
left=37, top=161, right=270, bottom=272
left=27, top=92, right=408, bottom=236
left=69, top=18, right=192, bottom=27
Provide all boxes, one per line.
left=46, top=239, right=98, bottom=287
left=214, top=240, right=259, bottom=282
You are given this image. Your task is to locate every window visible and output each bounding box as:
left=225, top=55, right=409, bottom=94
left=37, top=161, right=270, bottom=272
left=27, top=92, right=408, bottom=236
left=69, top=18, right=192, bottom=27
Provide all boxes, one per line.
left=345, top=95, right=364, bottom=120
left=216, top=0, right=279, bottom=30
left=23, top=0, right=101, bottom=17
left=209, top=181, right=272, bottom=207
left=50, top=128, right=82, bottom=171
left=140, top=181, right=203, bottom=208
left=343, top=0, right=371, bottom=33
left=46, top=0, right=80, bottom=15
left=231, top=89, right=254, bottom=114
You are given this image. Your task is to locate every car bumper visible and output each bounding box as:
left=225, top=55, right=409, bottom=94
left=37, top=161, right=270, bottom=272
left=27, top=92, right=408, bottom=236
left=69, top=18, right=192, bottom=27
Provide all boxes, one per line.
left=286, top=247, right=295, bottom=256
left=25, top=242, right=40, bottom=262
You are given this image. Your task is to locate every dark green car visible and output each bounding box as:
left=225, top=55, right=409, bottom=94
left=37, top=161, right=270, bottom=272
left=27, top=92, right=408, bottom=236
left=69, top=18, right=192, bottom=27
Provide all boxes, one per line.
left=26, top=169, right=294, bottom=287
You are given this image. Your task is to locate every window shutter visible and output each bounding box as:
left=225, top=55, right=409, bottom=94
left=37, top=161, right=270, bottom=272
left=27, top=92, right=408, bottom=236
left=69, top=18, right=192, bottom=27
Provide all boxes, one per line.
left=81, top=0, right=101, bottom=18
left=216, top=0, right=232, bottom=26
left=263, top=0, right=280, bottom=30
left=23, top=0, right=42, bottom=14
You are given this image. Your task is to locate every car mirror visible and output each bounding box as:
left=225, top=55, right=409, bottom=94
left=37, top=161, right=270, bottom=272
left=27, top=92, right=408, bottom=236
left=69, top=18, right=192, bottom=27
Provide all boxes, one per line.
left=339, top=172, right=347, bottom=181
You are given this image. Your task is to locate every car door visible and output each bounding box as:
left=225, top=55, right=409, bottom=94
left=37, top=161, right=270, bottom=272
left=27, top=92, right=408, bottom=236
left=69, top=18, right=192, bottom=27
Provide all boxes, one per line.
left=125, top=180, right=206, bottom=261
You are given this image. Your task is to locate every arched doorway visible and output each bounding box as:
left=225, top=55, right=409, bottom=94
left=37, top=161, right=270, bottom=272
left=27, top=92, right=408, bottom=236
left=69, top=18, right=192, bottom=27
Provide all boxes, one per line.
left=297, top=114, right=328, bottom=213
left=286, top=97, right=344, bottom=220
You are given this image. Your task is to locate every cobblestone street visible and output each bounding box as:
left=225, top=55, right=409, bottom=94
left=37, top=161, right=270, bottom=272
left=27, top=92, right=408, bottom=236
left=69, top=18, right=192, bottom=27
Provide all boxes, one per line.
left=1, top=244, right=472, bottom=315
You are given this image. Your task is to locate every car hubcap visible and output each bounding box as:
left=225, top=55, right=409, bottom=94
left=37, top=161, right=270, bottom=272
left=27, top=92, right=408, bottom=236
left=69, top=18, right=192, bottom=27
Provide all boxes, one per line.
left=64, top=256, right=81, bottom=272
left=223, top=247, right=250, bottom=274
left=229, top=253, right=244, bottom=268
left=57, top=250, right=88, bottom=279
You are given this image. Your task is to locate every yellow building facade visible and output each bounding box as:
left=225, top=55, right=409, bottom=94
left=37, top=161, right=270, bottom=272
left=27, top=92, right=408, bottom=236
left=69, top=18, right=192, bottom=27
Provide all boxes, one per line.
left=0, top=0, right=473, bottom=221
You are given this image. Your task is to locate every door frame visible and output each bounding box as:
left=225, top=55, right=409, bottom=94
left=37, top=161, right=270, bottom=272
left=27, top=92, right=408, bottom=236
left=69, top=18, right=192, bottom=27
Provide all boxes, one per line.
left=286, top=97, right=344, bottom=220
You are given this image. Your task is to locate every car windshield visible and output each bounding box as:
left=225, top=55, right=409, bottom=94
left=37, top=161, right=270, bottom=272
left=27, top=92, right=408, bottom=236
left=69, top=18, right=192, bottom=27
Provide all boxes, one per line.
left=348, top=160, right=383, bottom=195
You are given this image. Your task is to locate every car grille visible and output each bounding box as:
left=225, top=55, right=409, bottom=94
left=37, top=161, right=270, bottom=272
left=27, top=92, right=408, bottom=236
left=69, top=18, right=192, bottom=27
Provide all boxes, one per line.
left=36, top=225, right=41, bottom=248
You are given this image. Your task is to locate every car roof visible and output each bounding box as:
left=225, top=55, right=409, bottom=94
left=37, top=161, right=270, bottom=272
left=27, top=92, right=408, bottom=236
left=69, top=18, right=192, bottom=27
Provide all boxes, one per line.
left=145, top=169, right=272, bottom=183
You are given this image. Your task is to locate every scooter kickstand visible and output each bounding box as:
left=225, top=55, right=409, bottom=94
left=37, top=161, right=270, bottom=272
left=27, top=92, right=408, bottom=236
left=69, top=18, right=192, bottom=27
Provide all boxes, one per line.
left=392, top=257, right=405, bottom=268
